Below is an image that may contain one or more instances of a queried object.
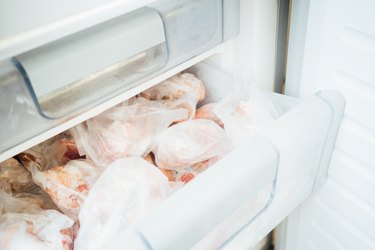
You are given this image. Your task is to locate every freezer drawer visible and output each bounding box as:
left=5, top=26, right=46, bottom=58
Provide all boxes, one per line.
left=0, top=58, right=344, bottom=248
left=100, top=62, right=345, bottom=249
left=0, top=0, right=239, bottom=161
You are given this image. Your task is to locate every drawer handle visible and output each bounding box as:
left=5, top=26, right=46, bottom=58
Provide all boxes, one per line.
left=14, top=7, right=167, bottom=119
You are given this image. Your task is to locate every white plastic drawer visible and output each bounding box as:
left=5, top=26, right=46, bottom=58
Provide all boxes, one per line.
left=0, top=0, right=240, bottom=161
left=102, top=62, right=345, bottom=249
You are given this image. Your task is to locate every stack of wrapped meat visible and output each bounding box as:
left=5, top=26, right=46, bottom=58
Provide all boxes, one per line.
left=0, top=72, right=277, bottom=249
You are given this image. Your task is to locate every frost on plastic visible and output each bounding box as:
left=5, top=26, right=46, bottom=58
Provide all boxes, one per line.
left=70, top=97, right=189, bottom=168
left=74, top=157, right=171, bottom=250
left=152, top=119, right=232, bottom=170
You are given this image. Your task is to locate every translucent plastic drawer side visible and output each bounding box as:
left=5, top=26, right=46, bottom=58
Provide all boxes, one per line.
left=0, top=8, right=168, bottom=156
left=103, top=138, right=279, bottom=250
left=15, top=7, right=167, bottom=119
left=150, top=0, right=223, bottom=67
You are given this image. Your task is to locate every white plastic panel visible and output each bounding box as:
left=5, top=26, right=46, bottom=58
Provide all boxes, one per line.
left=14, top=7, right=167, bottom=118
left=16, top=7, right=165, bottom=99
left=0, top=0, right=160, bottom=61
left=282, top=0, right=375, bottom=249
left=150, top=0, right=223, bottom=67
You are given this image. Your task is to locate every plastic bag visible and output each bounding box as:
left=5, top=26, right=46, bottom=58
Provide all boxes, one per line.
left=71, top=97, right=189, bottom=167
left=29, top=160, right=101, bottom=221
left=152, top=119, right=232, bottom=170
left=0, top=190, right=74, bottom=250
left=191, top=156, right=220, bottom=174
left=140, top=73, right=205, bottom=120
left=0, top=190, right=43, bottom=214
left=74, top=157, right=171, bottom=250
left=14, top=186, right=61, bottom=211
left=140, top=73, right=205, bottom=103
left=0, top=210, right=74, bottom=250
left=195, top=103, right=224, bottom=128
left=0, top=158, right=34, bottom=193
left=211, top=83, right=282, bottom=146
left=18, top=132, right=81, bottom=172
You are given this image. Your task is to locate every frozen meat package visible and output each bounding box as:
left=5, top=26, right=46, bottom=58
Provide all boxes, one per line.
left=28, top=159, right=101, bottom=221
left=0, top=158, right=34, bottom=194
left=70, top=72, right=206, bottom=168
left=70, top=97, right=190, bottom=168
left=74, top=157, right=171, bottom=250
left=0, top=190, right=74, bottom=250
left=152, top=119, right=232, bottom=170
left=18, top=132, right=82, bottom=172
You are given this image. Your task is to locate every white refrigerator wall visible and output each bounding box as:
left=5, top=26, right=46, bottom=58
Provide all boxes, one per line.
left=211, top=0, right=279, bottom=92
left=281, top=0, right=375, bottom=249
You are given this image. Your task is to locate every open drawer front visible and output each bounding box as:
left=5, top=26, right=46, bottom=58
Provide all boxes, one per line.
left=102, top=63, right=345, bottom=250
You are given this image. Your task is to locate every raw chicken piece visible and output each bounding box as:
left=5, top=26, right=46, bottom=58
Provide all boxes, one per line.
left=191, top=156, right=220, bottom=174
left=0, top=158, right=34, bottom=193
left=140, top=73, right=205, bottom=102
left=0, top=183, right=59, bottom=212
left=14, top=186, right=61, bottom=211
left=71, top=97, right=189, bottom=167
left=0, top=190, right=74, bottom=250
left=75, top=157, right=171, bottom=250
left=159, top=168, right=177, bottom=182
left=29, top=160, right=101, bottom=221
left=214, top=86, right=281, bottom=146
left=195, top=103, right=224, bottom=128
left=0, top=190, right=43, bottom=214
left=153, top=119, right=232, bottom=170
left=144, top=153, right=177, bottom=182
left=143, top=153, right=155, bottom=166
left=141, top=73, right=206, bottom=120
left=18, top=132, right=81, bottom=172
left=178, top=172, right=195, bottom=184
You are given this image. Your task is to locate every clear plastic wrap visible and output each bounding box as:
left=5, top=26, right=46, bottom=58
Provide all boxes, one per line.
left=0, top=210, right=74, bottom=250
left=29, top=160, right=100, bottom=221
left=140, top=73, right=205, bottom=119
left=70, top=97, right=189, bottom=167
left=198, top=81, right=282, bottom=147
left=0, top=190, right=74, bottom=250
left=0, top=158, right=34, bottom=193
left=74, top=157, right=171, bottom=250
left=0, top=190, right=43, bottom=214
left=212, top=85, right=278, bottom=146
left=152, top=119, right=232, bottom=170
left=17, top=132, right=81, bottom=171
left=140, top=73, right=205, bottom=103
left=195, top=103, right=224, bottom=128
left=14, top=186, right=61, bottom=211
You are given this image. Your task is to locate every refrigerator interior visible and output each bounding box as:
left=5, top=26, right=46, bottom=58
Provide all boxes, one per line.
left=0, top=0, right=347, bottom=249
